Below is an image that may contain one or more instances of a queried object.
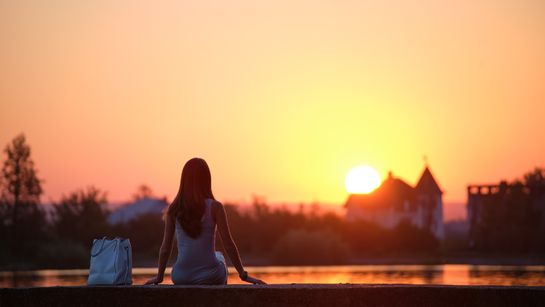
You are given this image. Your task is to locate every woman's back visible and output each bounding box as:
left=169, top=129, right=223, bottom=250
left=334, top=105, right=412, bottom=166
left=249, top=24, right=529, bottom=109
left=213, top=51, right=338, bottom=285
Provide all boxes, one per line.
left=145, top=158, right=264, bottom=286
left=171, top=199, right=227, bottom=285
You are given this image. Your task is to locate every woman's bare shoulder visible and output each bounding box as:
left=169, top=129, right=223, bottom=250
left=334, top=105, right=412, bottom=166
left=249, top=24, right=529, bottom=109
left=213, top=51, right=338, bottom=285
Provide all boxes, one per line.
left=211, top=200, right=224, bottom=213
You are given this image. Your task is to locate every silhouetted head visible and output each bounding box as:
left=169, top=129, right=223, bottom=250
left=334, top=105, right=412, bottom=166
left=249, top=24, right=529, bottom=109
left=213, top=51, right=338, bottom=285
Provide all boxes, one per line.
left=167, top=158, right=215, bottom=238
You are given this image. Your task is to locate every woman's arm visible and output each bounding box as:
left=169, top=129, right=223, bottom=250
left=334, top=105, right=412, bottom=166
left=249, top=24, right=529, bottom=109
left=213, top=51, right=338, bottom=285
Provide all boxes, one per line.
left=213, top=201, right=266, bottom=285
left=144, top=215, right=175, bottom=285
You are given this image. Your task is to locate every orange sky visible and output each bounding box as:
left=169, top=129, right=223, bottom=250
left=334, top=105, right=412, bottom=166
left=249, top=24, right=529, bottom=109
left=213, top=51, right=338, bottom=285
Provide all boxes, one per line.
left=1, top=1, right=544, bottom=219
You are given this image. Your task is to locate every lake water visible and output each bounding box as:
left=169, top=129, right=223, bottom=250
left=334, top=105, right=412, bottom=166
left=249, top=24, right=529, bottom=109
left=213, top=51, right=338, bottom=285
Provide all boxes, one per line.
left=2, top=265, right=545, bottom=288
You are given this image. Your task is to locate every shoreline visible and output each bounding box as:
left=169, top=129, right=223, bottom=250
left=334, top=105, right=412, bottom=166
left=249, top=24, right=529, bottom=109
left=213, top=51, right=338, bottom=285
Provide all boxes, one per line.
left=2, top=255, right=545, bottom=272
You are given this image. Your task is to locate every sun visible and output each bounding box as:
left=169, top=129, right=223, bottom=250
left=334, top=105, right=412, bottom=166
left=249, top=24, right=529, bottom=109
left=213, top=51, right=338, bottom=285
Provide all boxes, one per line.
left=345, top=166, right=381, bottom=194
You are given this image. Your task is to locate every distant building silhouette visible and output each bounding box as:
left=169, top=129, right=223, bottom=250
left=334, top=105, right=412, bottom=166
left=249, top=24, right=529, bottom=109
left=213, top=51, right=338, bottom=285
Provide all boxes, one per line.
left=345, top=166, right=445, bottom=239
left=466, top=182, right=545, bottom=249
left=108, top=197, right=168, bottom=224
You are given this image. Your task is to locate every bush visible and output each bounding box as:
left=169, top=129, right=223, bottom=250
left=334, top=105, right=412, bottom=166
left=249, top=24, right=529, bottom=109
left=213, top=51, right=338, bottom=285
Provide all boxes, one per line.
left=113, top=213, right=164, bottom=256
left=272, top=229, right=349, bottom=265
left=35, top=240, right=89, bottom=269
left=51, top=187, right=110, bottom=247
left=387, top=220, right=440, bottom=252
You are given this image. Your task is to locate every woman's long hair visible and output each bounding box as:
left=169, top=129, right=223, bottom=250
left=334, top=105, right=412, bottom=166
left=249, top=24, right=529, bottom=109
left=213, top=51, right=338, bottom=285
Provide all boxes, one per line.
left=167, top=158, right=215, bottom=238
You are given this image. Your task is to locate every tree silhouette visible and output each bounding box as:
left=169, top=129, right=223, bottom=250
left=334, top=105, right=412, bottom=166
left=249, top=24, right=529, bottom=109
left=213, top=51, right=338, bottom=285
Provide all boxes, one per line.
left=132, top=184, right=154, bottom=201
left=524, top=167, right=545, bottom=187
left=0, top=134, right=42, bottom=225
left=52, top=187, right=110, bottom=246
left=0, top=134, right=46, bottom=264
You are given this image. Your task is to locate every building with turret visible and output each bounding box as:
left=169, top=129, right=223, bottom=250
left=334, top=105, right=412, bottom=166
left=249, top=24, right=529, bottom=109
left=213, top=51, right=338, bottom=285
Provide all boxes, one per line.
left=345, top=166, right=444, bottom=239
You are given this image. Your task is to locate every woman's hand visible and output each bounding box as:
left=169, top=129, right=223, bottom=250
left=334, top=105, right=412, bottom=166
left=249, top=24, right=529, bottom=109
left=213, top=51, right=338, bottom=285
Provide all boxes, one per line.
left=241, top=274, right=267, bottom=285
left=144, top=275, right=164, bottom=285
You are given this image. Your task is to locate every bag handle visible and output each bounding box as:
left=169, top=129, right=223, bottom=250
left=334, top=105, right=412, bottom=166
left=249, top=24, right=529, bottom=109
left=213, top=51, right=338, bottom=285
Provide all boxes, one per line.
left=91, top=236, right=119, bottom=257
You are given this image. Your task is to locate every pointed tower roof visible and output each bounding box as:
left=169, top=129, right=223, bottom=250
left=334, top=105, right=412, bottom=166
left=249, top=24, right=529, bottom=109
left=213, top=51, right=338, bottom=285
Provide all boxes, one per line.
left=415, top=166, right=442, bottom=194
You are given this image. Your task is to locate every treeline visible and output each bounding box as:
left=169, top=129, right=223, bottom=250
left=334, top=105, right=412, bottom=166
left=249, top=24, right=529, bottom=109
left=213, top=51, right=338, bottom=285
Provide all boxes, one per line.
left=222, top=202, right=439, bottom=265
left=8, top=134, right=545, bottom=269
left=0, top=134, right=441, bottom=269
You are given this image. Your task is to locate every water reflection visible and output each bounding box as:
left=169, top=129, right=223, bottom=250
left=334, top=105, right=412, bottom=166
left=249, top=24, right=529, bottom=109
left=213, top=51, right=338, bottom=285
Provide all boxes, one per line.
left=1, top=265, right=545, bottom=288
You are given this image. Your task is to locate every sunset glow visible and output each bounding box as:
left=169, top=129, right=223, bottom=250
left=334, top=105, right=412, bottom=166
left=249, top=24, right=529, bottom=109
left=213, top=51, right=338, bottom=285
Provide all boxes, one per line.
left=1, top=1, right=544, bottom=221
left=2, top=1, right=545, bottom=291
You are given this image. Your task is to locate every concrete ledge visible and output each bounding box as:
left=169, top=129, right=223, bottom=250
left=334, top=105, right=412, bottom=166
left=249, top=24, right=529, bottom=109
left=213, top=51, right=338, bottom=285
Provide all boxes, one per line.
left=1, top=284, right=545, bottom=307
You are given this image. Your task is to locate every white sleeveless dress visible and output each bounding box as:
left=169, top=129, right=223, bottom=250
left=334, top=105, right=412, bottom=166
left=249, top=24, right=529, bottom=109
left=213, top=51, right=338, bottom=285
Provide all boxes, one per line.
left=171, top=199, right=228, bottom=285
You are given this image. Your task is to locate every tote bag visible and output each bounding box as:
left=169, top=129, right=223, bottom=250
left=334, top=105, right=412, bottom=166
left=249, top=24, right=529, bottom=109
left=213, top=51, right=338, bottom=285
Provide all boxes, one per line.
left=87, top=237, right=133, bottom=285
